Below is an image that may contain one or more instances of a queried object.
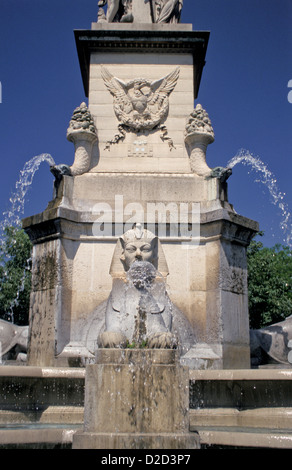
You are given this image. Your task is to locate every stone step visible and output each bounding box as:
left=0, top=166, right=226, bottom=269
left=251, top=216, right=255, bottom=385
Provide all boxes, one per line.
left=1, top=425, right=291, bottom=449
left=190, top=407, right=292, bottom=430
left=0, top=406, right=84, bottom=426
left=190, top=408, right=292, bottom=448
left=194, top=427, right=292, bottom=449
left=0, top=424, right=82, bottom=449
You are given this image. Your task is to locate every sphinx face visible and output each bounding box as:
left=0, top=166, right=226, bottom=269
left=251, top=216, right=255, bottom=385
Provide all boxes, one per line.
left=123, top=240, right=155, bottom=270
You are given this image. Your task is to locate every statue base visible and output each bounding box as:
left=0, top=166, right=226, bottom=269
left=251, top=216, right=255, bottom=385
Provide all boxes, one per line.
left=72, top=349, right=200, bottom=449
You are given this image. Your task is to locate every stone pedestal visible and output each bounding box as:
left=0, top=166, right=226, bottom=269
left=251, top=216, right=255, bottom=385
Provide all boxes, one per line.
left=22, top=19, right=259, bottom=369
left=72, top=349, right=199, bottom=449
left=23, top=173, right=258, bottom=368
left=74, top=27, right=209, bottom=173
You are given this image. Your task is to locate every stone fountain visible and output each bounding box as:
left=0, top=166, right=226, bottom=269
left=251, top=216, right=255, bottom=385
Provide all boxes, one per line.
left=1, top=0, right=292, bottom=450
left=23, top=1, right=258, bottom=371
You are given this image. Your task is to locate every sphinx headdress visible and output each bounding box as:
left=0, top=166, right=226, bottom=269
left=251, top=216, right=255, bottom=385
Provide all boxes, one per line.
left=109, top=224, right=169, bottom=278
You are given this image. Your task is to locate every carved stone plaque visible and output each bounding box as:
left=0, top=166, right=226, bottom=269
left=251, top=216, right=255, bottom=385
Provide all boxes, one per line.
left=128, top=140, right=153, bottom=157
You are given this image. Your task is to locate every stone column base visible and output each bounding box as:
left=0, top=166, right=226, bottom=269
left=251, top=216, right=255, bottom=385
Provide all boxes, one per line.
left=73, top=432, right=200, bottom=450
left=72, top=349, right=199, bottom=449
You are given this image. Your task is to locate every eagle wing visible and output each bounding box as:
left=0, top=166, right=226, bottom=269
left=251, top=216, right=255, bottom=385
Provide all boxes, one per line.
left=148, top=67, right=180, bottom=108
left=101, top=67, right=133, bottom=114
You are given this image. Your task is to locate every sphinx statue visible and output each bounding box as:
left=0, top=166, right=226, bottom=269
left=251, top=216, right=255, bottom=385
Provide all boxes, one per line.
left=250, top=315, right=292, bottom=367
left=78, top=224, right=195, bottom=356
left=98, top=224, right=177, bottom=348
left=0, top=319, right=28, bottom=361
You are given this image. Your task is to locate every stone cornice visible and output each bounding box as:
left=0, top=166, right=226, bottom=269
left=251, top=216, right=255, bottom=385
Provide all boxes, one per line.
left=74, top=29, right=210, bottom=98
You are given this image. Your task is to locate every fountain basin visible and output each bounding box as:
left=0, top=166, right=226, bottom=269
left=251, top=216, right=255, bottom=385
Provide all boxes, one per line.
left=190, top=369, right=292, bottom=448
left=0, top=365, right=84, bottom=448
left=0, top=424, right=81, bottom=449
left=0, top=366, right=292, bottom=448
left=0, top=366, right=84, bottom=426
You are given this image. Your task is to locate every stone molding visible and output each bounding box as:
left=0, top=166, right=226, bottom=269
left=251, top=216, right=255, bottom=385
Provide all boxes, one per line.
left=23, top=204, right=258, bottom=246
left=74, top=29, right=209, bottom=98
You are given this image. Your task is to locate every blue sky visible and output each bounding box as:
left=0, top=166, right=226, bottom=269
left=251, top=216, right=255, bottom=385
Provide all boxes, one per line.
left=0, top=0, right=291, bottom=248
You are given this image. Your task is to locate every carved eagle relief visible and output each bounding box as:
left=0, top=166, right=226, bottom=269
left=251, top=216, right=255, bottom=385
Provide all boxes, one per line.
left=101, top=66, right=180, bottom=132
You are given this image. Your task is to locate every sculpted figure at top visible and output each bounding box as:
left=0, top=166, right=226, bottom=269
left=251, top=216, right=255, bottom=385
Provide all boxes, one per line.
left=98, top=0, right=133, bottom=23
left=155, top=0, right=183, bottom=23
left=98, top=0, right=183, bottom=24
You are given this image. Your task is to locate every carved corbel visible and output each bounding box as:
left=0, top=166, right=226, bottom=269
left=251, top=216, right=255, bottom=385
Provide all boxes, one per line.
left=66, top=102, right=97, bottom=176
left=50, top=103, right=97, bottom=182
left=184, top=104, right=214, bottom=177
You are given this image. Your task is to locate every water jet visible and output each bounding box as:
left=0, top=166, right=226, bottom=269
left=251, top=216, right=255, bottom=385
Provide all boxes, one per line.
left=227, top=149, right=291, bottom=249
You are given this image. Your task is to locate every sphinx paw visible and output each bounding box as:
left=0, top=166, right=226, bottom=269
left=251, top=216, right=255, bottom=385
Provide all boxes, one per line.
left=98, top=331, right=128, bottom=349
left=147, top=332, right=177, bottom=350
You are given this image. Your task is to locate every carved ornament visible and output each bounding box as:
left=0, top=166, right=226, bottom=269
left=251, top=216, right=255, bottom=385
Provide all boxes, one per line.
left=102, top=66, right=179, bottom=148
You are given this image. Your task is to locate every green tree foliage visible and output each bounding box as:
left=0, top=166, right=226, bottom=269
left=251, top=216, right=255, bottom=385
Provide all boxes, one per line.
left=247, top=233, right=292, bottom=329
left=0, top=227, right=32, bottom=325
